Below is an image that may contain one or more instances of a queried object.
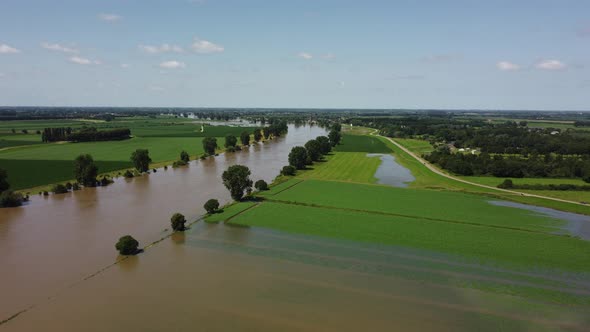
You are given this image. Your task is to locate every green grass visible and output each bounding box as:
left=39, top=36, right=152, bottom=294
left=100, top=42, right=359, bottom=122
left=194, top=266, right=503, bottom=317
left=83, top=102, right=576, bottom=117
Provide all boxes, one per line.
left=270, top=180, right=563, bottom=233
left=204, top=202, right=257, bottom=223
left=227, top=201, right=590, bottom=272
left=461, top=176, right=588, bottom=187
left=0, top=159, right=132, bottom=191
left=334, top=134, right=392, bottom=153
left=396, top=138, right=434, bottom=154
left=299, top=152, right=380, bottom=184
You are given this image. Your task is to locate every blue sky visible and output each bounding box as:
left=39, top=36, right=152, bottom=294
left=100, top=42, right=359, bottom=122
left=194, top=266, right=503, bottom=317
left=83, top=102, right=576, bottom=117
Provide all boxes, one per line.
left=0, top=0, right=588, bottom=110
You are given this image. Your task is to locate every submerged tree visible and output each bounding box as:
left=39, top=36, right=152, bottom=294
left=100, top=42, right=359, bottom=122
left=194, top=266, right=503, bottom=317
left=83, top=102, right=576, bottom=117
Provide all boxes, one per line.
left=202, top=137, right=218, bottom=155
left=170, top=213, right=187, bottom=231
left=288, top=146, right=308, bottom=170
left=204, top=199, right=220, bottom=214
left=253, top=128, right=263, bottom=142
left=74, top=154, right=98, bottom=186
left=240, top=131, right=251, bottom=146
left=180, top=150, right=190, bottom=163
left=115, top=235, right=139, bottom=255
left=131, top=149, right=152, bottom=172
left=0, top=191, right=24, bottom=208
left=225, top=135, right=238, bottom=148
left=0, top=168, right=10, bottom=193
left=222, top=165, right=253, bottom=201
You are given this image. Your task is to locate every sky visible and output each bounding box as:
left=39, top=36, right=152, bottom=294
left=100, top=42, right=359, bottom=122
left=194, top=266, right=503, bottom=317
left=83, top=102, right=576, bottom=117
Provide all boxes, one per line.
left=0, top=0, right=589, bottom=110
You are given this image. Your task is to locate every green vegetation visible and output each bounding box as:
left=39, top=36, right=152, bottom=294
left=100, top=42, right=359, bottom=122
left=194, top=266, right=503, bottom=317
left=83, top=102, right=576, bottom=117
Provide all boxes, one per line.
left=115, top=235, right=139, bottom=255
left=334, top=134, right=392, bottom=153
left=130, top=149, right=152, bottom=173
left=254, top=179, right=269, bottom=191
left=300, top=152, right=380, bottom=184
left=204, top=201, right=256, bottom=223
left=204, top=198, right=220, bottom=214
left=170, top=213, right=187, bottom=231
left=288, top=146, right=308, bottom=169
left=222, top=165, right=253, bottom=201
left=74, top=154, right=98, bottom=186
left=395, top=138, right=434, bottom=154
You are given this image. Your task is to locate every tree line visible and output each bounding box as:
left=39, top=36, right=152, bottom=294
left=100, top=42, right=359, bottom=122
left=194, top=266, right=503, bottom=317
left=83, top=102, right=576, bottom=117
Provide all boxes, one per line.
left=42, top=127, right=131, bottom=142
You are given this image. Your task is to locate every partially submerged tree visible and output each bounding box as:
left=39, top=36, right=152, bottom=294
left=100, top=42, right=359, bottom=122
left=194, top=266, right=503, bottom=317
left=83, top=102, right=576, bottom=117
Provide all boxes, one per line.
left=202, top=137, right=218, bottom=155
left=225, top=135, right=238, bottom=148
left=52, top=184, right=68, bottom=194
left=254, top=179, right=269, bottom=191
left=240, top=131, right=251, bottom=146
left=222, top=165, right=253, bottom=201
left=0, top=168, right=9, bottom=192
left=170, top=213, right=187, bottom=231
left=288, top=146, right=308, bottom=170
left=131, top=149, right=152, bottom=173
left=253, top=128, right=263, bottom=142
left=115, top=235, right=139, bottom=255
left=204, top=199, right=220, bottom=214
left=180, top=150, right=190, bottom=163
left=0, top=191, right=24, bottom=208
left=74, top=154, right=98, bottom=186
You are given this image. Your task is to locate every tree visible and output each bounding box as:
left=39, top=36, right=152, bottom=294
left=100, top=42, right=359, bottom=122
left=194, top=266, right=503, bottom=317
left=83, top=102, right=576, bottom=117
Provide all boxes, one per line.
left=240, top=131, right=251, bottom=146
left=131, top=149, right=152, bottom=172
left=225, top=135, right=238, bottom=148
left=281, top=165, right=296, bottom=176
left=253, top=128, right=263, bottom=142
left=304, top=139, right=322, bottom=161
left=498, top=179, right=514, bottom=189
left=0, top=168, right=9, bottom=192
left=115, top=235, right=139, bottom=255
left=52, top=184, right=68, bottom=194
left=170, top=213, right=187, bottom=231
left=0, top=191, right=23, bottom=208
left=316, top=136, right=332, bottom=155
left=202, top=137, right=218, bottom=155
left=180, top=150, right=190, bottom=163
left=288, top=146, right=308, bottom=170
left=222, top=165, right=253, bottom=201
left=255, top=179, right=268, bottom=191
left=74, top=154, right=98, bottom=186
left=328, top=130, right=341, bottom=147
left=204, top=199, right=220, bottom=213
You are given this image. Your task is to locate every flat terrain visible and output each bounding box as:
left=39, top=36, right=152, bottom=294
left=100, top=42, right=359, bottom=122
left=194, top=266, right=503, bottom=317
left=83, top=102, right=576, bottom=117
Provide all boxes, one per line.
left=0, top=117, right=253, bottom=190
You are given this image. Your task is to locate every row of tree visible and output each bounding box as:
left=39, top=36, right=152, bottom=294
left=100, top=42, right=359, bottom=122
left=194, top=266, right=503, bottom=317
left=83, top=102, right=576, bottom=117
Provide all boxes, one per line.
left=42, top=127, right=131, bottom=142
left=0, top=168, right=26, bottom=208
left=498, top=179, right=590, bottom=191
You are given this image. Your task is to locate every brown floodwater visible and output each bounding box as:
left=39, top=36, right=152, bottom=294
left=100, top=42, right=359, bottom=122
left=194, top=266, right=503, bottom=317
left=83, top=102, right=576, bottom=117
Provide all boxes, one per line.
left=1, top=124, right=589, bottom=331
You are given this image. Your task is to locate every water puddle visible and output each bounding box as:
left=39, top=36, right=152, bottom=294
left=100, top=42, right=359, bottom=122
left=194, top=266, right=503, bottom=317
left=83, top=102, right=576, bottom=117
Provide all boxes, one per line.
left=489, top=201, right=590, bottom=241
left=367, top=153, right=415, bottom=187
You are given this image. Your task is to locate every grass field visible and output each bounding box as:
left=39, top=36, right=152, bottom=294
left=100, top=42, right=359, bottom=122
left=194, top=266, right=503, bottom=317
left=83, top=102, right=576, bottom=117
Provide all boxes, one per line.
left=299, top=152, right=381, bottom=184
left=334, top=134, right=392, bottom=153
left=0, top=116, right=255, bottom=190
left=395, top=138, right=434, bottom=154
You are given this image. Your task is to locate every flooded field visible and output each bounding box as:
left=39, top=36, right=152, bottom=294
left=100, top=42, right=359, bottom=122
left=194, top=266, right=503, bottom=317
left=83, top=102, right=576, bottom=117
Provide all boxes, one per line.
left=367, top=153, right=415, bottom=187
left=3, top=222, right=589, bottom=331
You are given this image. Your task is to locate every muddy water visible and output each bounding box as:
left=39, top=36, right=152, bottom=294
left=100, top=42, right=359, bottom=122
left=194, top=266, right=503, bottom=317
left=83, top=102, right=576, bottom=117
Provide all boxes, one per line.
left=367, top=153, right=415, bottom=187
left=0, top=124, right=325, bottom=322
left=3, top=223, right=589, bottom=331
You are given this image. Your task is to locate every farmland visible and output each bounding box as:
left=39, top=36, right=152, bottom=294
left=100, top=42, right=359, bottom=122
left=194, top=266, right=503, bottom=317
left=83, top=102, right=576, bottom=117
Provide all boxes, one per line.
left=0, top=116, right=253, bottom=190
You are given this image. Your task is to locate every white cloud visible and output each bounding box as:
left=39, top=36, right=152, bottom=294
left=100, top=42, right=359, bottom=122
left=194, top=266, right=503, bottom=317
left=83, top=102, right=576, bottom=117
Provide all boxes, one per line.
left=41, top=42, right=79, bottom=54
left=536, top=59, right=566, bottom=71
left=139, top=44, right=184, bottom=54
left=159, top=60, right=186, bottom=69
left=0, top=43, right=20, bottom=54
left=191, top=38, right=224, bottom=54
left=98, top=13, right=122, bottom=22
left=298, top=52, right=313, bottom=60
left=496, top=61, right=521, bottom=71
left=69, top=56, right=100, bottom=65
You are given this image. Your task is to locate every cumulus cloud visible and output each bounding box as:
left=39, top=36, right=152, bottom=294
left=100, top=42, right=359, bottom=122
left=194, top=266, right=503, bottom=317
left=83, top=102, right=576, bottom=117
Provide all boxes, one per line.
left=298, top=52, right=313, bottom=60
left=139, top=44, right=184, bottom=54
left=69, top=56, right=100, bottom=65
left=0, top=43, right=20, bottom=54
left=496, top=61, right=521, bottom=71
left=191, top=38, right=224, bottom=54
left=159, top=60, right=186, bottom=69
left=41, top=42, right=79, bottom=54
left=98, top=13, right=122, bottom=22
left=536, top=59, right=566, bottom=70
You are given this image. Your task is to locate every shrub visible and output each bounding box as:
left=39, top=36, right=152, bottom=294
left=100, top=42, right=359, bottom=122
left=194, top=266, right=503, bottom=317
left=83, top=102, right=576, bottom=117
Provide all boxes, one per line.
left=52, top=184, right=68, bottom=194
left=180, top=150, right=190, bottom=163
left=65, top=182, right=73, bottom=190
left=255, top=179, right=269, bottom=191
left=204, top=199, right=220, bottom=214
left=72, top=183, right=81, bottom=191
left=172, top=160, right=188, bottom=168
left=498, top=179, right=514, bottom=189
left=0, top=191, right=24, bottom=207
left=42, top=191, right=49, bottom=196
left=99, top=176, right=112, bottom=186
left=170, top=213, right=187, bottom=231
left=584, top=176, right=590, bottom=184
left=115, top=235, right=139, bottom=255
left=124, top=170, right=134, bottom=178
left=281, top=165, right=296, bottom=176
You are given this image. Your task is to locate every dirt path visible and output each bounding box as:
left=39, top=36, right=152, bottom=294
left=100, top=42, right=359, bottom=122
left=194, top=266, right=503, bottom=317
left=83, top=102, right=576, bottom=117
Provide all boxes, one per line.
left=376, top=133, right=587, bottom=207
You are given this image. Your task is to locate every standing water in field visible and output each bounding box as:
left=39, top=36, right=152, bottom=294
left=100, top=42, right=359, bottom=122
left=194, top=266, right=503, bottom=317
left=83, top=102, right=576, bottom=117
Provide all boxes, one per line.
left=367, top=153, right=415, bottom=188
left=489, top=200, right=590, bottom=240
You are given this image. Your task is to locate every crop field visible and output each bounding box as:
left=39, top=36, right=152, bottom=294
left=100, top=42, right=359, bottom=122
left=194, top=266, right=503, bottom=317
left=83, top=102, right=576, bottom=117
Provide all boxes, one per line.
left=334, top=134, right=392, bottom=153
left=0, top=116, right=254, bottom=190
left=299, top=152, right=380, bottom=184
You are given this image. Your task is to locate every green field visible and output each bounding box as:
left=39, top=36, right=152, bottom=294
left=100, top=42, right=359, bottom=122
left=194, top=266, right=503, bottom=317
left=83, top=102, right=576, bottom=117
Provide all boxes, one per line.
left=334, top=134, right=392, bottom=153
left=299, top=152, right=381, bottom=184
left=0, top=117, right=254, bottom=190
left=395, top=138, right=434, bottom=154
